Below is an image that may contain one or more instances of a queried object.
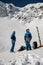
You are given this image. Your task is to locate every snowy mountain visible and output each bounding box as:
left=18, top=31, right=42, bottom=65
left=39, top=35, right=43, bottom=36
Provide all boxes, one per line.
left=0, top=1, right=20, bottom=17
left=0, top=1, right=43, bottom=65
left=6, top=3, right=20, bottom=18
left=0, top=1, right=8, bottom=17
left=15, top=3, right=43, bottom=24
left=0, top=1, right=43, bottom=24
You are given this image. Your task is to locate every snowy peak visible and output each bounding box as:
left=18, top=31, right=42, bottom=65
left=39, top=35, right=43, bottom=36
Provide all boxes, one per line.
left=15, top=3, right=43, bottom=24
left=6, top=3, right=20, bottom=17
left=0, top=1, right=8, bottom=17
left=0, top=1, right=43, bottom=24
left=0, top=1, right=20, bottom=17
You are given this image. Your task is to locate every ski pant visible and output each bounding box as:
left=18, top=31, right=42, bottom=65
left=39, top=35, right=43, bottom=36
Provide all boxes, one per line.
left=25, top=41, right=31, bottom=50
left=10, top=40, right=15, bottom=52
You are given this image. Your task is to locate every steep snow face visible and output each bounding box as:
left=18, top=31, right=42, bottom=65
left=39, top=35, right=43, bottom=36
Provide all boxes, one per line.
left=0, top=1, right=43, bottom=23
left=0, top=1, right=43, bottom=21
left=0, top=1, right=20, bottom=17
left=0, top=1, right=8, bottom=17
left=6, top=3, right=20, bottom=17
left=15, top=3, right=43, bottom=24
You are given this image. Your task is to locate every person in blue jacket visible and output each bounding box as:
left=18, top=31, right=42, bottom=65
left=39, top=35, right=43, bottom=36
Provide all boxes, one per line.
left=10, top=31, right=16, bottom=52
left=24, top=29, right=32, bottom=50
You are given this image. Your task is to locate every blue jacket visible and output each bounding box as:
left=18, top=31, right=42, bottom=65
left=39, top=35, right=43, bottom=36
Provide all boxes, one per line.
left=24, top=31, right=32, bottom=41
left=11, top=33, right=16, bottom=41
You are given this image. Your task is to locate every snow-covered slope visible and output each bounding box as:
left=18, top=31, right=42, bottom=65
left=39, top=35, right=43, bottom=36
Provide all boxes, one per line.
left=0, top=1, right=20, bottom=17
left=0, top=17, right=43, bottom=52
left=0, top=17, right=26, bottom=52
left=0, top=1, right=8, bottom=17
left=15, top=3, right=43, bottom=24
left=0, top=48, right=43, bottom=65
left=0, top=1, right=43, bottom=22
left=6, top=3, right=20, bottom=18
left=0, top=1, right=43, bottom=52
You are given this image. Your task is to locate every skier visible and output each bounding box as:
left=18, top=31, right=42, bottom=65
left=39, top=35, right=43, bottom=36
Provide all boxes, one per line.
left=10, top=31, right=16, bottom=52
left=24, top=29, right=32, bottom=50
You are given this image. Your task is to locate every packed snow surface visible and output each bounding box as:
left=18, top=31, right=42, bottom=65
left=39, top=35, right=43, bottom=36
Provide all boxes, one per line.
left=0, top=16, right=43, bottom=65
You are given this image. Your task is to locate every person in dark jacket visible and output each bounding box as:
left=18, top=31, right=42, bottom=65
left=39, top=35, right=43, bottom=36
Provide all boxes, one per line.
left=10, top=31, right=16, bottom=52
left=24, top=29, right=32, bottom=50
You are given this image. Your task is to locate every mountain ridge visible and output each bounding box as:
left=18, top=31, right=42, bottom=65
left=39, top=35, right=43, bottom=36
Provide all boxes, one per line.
left=0, top=1, right=43, bottom=24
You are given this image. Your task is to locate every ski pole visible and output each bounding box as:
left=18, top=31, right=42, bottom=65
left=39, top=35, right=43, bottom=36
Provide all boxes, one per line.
left=36, top=27, right=41, bottom=46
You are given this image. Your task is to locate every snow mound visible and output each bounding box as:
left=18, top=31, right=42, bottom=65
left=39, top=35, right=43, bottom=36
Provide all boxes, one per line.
left=0, top=48, right=43, bottom=65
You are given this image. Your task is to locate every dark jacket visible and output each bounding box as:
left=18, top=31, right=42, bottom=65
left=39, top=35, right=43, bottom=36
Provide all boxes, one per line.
left=24, top=31, right=32, bottom=41
left=11, top=33, right=16, bottom=42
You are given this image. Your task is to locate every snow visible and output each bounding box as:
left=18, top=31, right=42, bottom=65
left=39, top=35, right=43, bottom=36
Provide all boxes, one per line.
left=0, top=48, right=43, bottom=65
left=0, top=1, right=43, bottom=65
left=0, top=17, right=43, bottom=65
left=0, top=1, right=20, bottom=17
